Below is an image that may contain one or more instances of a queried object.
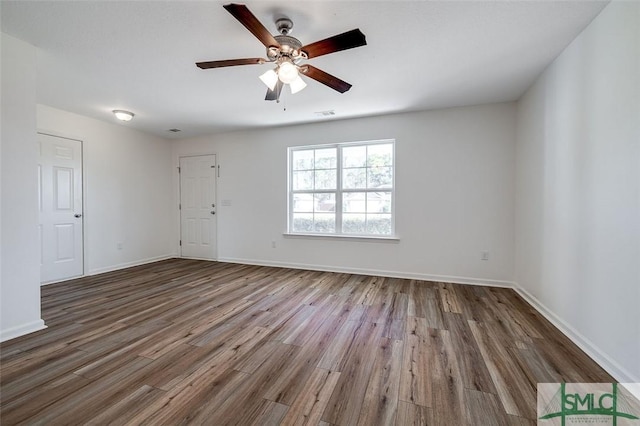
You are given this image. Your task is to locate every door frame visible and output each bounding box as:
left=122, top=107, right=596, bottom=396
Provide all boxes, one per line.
left=176, top=153, right=218, bottom=260
left=37, top=130, right=87, bottom=284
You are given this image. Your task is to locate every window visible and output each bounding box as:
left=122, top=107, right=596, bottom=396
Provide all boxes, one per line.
left=288, top=140, right=395, bottom=237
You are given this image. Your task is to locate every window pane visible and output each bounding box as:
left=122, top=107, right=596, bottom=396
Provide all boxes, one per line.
left=293, top=193, right=313, bottom=213
left=315, top=193, right=335, bottom=213
left=342, top=167, right=366, bottom=189
left=315, top=169, right=336, bottom=190
left=367, top=166, right=392, bottom=188
left=342, top=213, right=365, bottom=234
left=343, top=146, right=366, bottom=168
left=367, top=191, right=391, bottom=213
left=366, top=214, right=392, bottom=235
left=293, top=150, right=314, bottom=170
left=343, top=192, right=366, bottom=213
left=293, top=170, right=314, bottom=190
left=367, top=144, right=393, bottom=167
left=314, top=213, right=335, bottom=233
left=292, top=213, right=313, bottom=232
left=315, top=148, right=337, bottom=169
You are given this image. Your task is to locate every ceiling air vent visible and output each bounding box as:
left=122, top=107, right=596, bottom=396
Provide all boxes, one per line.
left=167, top=128, right=182, bottom=133
left=315, top=110, right=335, bottom=117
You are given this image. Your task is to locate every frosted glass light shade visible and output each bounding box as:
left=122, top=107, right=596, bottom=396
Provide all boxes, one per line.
left=289, top=75, right=307, bottom=94
left=113, top=110, right=134, bottom=121
left=259, top=69, right=278, bottom=91
left=278, top=61, right=298, bottom=84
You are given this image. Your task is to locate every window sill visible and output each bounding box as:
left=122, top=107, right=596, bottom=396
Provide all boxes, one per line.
left=283, top=233, right=400, bottom=243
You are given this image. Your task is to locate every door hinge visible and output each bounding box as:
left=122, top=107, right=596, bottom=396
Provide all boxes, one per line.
left=177, top=166, right=181, bottom=173
left=179, top=240, right=182, bottom=246
left=178, top=203, right=181, bottom=210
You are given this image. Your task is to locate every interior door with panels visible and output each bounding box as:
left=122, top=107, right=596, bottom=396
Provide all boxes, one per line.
left=179, top=155, right=217, bottom=260
left=38, top=133, right=84, bottom=283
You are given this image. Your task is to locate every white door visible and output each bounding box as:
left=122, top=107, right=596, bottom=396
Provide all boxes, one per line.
left=179, top=155, right=217, bottom=259
left=38, top=133, right=83, bottom=283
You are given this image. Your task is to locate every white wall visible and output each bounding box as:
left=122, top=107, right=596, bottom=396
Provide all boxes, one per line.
left=0, top=34, right=45, bottom=340
left=515, top=1, right=639, bottom=383
left=0, top=36, right=175, bottom=341
left=174, top=103, right=516, bottom=285
left=37, top=105, right=176, bottom=275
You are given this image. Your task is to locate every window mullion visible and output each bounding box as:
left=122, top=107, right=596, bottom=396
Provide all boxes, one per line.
left=335, top=146, right=343, bottom=234
left=364, top=146, right=369, bottom=234
left=288, top=149, right=293, bottom=232
left=311, top=150, right=316, bottom=232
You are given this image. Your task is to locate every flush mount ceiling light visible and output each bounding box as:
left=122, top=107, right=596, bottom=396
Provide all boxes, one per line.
left=196, top=4, right=366, bottom=102
left=112, top=110, right=134, bottom=122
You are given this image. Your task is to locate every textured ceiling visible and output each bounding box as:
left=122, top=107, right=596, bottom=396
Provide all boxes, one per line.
left=1, top=1, right=608, bottom=138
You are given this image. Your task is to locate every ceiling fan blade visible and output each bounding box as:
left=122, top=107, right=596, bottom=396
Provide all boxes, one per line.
left=301, top=29, right=366, bottom=59
left=196, top=58, right=265, bottom=69
left=223, top=3, right=280, bottom=49
left=265, top=80, right=284, bottom=101
left=300, top=65, right=352, bottom=93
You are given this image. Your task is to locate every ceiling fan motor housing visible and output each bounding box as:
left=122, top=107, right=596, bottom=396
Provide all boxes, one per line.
left=268, top=17, right=306, bottom=62
left=275, top=35, right=302, bottom=52
left=269, top=34, right=305, bottom=63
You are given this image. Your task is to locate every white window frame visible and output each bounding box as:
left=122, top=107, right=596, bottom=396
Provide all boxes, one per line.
left=287, top=139, right=396, bottom=239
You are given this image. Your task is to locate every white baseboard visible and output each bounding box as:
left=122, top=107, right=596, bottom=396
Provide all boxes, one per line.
left=0, top=319, right=47, bottom=342
left=87, top=254, right=174, bottom=276
left=217, top=257, right=515, bottom=288
left=514, top=284, right=640, bottom=389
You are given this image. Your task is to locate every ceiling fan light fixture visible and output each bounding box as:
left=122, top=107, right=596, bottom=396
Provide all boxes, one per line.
left=113, top=110, right=134, bottom=121
left=277, top=61, right=298, bottom=84
left=289, top=75, right=307, bottom=94
left=259, top=69, right=278, bottom=90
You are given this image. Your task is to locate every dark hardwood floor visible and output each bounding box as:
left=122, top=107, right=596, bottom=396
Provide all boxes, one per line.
left=0, top=258, right=615, bottom=425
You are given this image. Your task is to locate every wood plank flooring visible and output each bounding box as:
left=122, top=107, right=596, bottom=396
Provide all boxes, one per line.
left=0, top=259, right=615, bottom=425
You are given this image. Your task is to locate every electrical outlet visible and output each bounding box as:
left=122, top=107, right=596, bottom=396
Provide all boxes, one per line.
left=481, top=251, right=489, bottom=261
left=271, top=240, right=276, bottom=249
left=117, top=242, right=123, bottom=250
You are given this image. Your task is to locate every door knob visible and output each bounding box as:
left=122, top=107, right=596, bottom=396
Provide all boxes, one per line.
left=74, top=214, right=82, bottom=218
left=210, top=211, right=215, bottom=215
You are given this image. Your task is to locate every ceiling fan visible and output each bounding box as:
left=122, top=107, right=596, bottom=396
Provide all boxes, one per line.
left=196, top=3, right=367, bottom=101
